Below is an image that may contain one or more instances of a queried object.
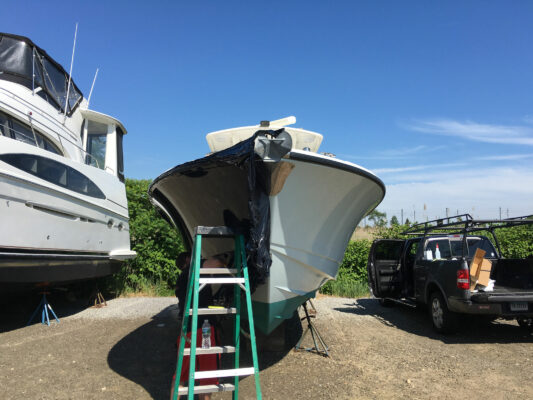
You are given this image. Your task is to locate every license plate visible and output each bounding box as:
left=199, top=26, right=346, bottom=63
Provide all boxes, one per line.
left=510, top=302, right=528, bottom=311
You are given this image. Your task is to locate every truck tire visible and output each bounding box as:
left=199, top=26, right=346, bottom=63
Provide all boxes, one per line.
left=429, top=291, right=457, bottom=334
left=517, top=318, right=533, bottom=332
left=378, top=298, right=394, bottom=307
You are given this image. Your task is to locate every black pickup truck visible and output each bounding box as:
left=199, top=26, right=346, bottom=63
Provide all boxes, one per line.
left=367, top=214, right=533, bottom=333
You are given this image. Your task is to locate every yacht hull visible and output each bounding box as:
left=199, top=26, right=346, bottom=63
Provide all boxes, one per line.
left=0, top=252, right=121, bottom=283
left=0, top=140, right=133, bottom=284
left=150, top=145, right=384, bottom=334
left=251, top=152, right=383, bottom=333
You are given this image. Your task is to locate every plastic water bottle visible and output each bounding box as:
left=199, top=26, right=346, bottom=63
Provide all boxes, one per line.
left=435, top=244, right=441, bottom=259
left=201, top=320, right=211, bottom=349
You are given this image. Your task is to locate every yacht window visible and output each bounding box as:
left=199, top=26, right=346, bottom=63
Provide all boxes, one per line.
left=86, top=120, right=108, bottom=169
left=116, top=126, right=125, bottom=182
left=0, top=113, right=8, bottom=136
left=39, top=157, right=67, bottom=186
left=68, top=168, right=105, bottom=198
left=36, top=134, right=62, bottom=155
left=11, top=120, right=37, bottom=146
left=0, top=111, right=62, bottom=155
left=0, top=153, right=105, bottom=199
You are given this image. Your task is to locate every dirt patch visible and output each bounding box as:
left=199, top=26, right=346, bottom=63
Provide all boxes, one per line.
left=1, top=296, right=532, bottom=399
left=351, top=227, right=376, bottom=241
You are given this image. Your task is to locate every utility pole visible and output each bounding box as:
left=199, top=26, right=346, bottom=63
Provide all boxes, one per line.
left=499, top=207, right=502, bottom=220
left=401, top=209, right=404, bottom=225
left=446, top=208, right=449, bottom=218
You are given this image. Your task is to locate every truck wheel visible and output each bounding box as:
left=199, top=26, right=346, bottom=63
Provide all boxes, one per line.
left=378, top=298, right=394, bottom=307
left=517, top=318, right=533, bottom=332
left=429, top=292, right=457, bottom=334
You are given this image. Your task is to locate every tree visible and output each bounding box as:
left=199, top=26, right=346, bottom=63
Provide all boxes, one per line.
left=404, top=218, right=411, bottom=226
left=368, top=209, right=387, bottom=227
left=390, top=215, right=399, bottom=226
left=118, top=179, right=185, bottom=290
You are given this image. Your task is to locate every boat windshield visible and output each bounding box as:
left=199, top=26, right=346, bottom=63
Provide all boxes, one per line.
left=0, top=33, right=83, bottom=115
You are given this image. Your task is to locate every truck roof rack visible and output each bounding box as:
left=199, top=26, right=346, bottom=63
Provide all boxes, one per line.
left=402, top=214, right=533, bottom=236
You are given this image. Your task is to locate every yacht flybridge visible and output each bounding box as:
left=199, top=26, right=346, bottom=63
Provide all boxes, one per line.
left=149, top=116, right=385, bottom=334
left=0, top=32, right=135, bottom=285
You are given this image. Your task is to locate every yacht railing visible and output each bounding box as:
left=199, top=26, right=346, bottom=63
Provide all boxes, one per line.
left=5, top=124, right=101, bottom=169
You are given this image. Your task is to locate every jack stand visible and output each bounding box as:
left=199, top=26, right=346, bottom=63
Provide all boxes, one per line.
left=92, top=289, right=107, bottom=308
left=294, top=301, right=329, bottom=357
left=27, top=292, right=60, bottom=326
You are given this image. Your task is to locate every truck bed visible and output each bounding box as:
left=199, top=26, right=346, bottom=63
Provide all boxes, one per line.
left=470, top=258, right=533, bottom=303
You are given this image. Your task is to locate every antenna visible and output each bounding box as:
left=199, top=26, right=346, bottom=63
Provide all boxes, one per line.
left=63, top=22, right=78, bottom=123
left=87, top=68, right=99, bottom=109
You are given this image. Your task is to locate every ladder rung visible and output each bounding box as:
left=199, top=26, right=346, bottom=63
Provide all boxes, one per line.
left=195, top=367, right=255, bottom=380
left=200, top=268, right=238, bottom=274
left=199, top=277, right=245, bottom=284
left=177, top=383, right=235, bottom=395
left=183, top=346, right=236, bottom=355
left=191, top=307, right=237, bottom=315
left=194, top=226, right=235, bottom=236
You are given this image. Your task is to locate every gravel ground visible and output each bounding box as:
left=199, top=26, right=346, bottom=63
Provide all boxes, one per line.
left=1, top=294, right=532, bottom=399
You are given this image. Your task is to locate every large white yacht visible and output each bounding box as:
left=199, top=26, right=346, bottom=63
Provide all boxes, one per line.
left=0, top=33, right=135, bottom=285
left=149, top=117, right=385, bottom=334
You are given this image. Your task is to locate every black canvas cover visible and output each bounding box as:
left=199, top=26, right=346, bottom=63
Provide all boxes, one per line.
left=0, top=33, right=83, bottom=115
left=149, top=130, right=291, bottom=289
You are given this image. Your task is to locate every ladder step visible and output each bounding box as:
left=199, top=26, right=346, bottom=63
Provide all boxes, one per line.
left=195, top=367, right=255, bottom=380
left=191, top=307, right=237, bottom=315
left=200, top=268, right=238, bottom=275
left=177, top=383, right=235, bottom=395
left=183, top=346, right=236, bottom=355
left=194, top=226, right=235, bottom=236
left=199, top=277, right=245, bottom=284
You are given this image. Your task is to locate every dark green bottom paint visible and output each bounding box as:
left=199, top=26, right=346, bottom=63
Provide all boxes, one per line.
left=252, top=291, right=316, bottom=334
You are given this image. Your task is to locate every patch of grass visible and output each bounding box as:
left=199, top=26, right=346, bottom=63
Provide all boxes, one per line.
left=320, top=280, right=369, bottom=298
left=99, top=274, right=175, bottom=298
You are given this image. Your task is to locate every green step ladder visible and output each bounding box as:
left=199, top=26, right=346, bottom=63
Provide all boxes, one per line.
left=172, top=226, right=262, bottom=400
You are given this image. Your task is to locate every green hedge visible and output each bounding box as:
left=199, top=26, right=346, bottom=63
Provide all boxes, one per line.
left=319, top=239, right=372, bottom=297
left=110, top=179, right=532, bottom=298
left=104, top=179, right=184, bottom=295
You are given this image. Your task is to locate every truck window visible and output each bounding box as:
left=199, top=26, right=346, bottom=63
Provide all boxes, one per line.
left=425, top=239, right=452, bottom=258
left=445, top=236, right=498, bottom=258
left=374, top=241, right=403, bottom=261
left=467, top=238, right=497, bottom=258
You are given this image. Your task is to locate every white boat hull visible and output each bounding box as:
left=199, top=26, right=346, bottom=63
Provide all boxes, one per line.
left=251, top=151, right=383, bottom=333
left=150, top=143, right=384, bottom=334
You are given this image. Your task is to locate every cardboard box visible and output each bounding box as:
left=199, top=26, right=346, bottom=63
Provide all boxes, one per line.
left=470, top=248, right=492, bottom=290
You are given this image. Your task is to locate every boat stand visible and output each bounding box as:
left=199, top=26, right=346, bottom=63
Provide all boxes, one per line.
left=91, top=286, right=107, bottom=308
left=27, top=292, right=60, bottom=326
left=294, top=300, right=329, bottom=357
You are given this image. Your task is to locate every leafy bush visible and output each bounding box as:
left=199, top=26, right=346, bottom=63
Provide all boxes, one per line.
left=493, top=225, right=533, bottom=258
left=105, top=179, right=184, bottom=295
left=110, top=180, right=532, bottom=299
left=320, top=239, right=372, bottom=297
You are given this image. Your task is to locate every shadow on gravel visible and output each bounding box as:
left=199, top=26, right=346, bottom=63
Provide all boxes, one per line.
left=335, top=298, right=533, bottom=344
left=107, top=305, right=296, bottom=400
left=0, top=288, right=109, bottom=333
left=107, top=305, right=178, bottom=400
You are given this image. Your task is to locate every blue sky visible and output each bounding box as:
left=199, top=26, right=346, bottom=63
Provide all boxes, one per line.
left=4, top=1, right=533, bottom=221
